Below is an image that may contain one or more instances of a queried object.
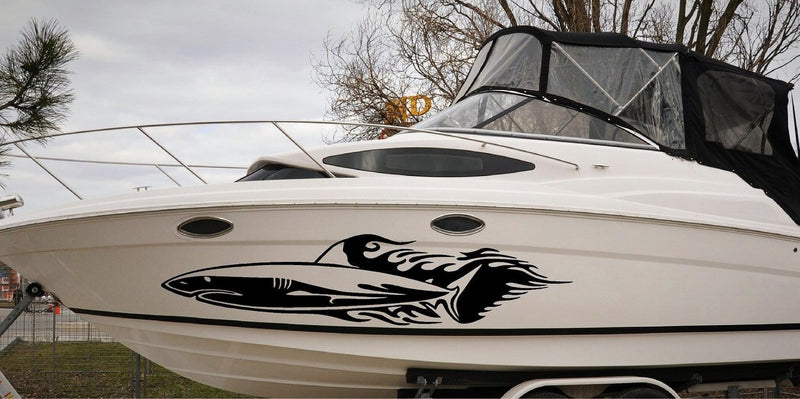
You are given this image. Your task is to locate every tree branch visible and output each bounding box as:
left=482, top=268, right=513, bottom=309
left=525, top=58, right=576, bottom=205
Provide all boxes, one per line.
left=706, top=0, right=744, bottom=57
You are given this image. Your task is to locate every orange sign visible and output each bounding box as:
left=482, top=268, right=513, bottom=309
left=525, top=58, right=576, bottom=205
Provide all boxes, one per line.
left=386, top=95, right=432, bottom=123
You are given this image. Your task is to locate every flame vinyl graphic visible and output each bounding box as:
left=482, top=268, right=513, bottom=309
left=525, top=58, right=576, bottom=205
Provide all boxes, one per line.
left=162, top=234, right=570, bottom=325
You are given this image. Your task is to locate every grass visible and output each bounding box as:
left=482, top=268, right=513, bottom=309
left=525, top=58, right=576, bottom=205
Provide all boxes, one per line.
left=0, top=340, right=252, bottom=398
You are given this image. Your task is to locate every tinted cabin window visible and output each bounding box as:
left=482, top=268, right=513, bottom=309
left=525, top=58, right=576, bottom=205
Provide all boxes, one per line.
left=323, top=148, right=534, bottom=177
left=238, top=164, right=328, bottom=181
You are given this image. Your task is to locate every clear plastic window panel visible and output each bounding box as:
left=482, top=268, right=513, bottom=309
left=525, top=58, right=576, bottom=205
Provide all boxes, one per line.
left=465, top=34, right=542, bottom=95
left=416, top=92, right=646, bottom=146
left=416, top=92, right=528, bottom=129
left=548, top=43, right=684, bottom=148
left=455, top=43, right=493, bottom=100
left=480, top=97, right=645, bottom=145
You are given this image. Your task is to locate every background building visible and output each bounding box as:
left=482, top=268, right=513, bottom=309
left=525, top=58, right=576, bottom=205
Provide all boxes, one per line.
left=0, top=261, right=22, bottom=302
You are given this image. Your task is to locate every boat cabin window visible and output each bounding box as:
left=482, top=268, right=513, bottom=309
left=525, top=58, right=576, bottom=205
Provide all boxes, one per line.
left=323, top=148, right=535, bottom=177
left=238, top=164, right=329, bottom=181
left=414, top=92, right=648, bottom=146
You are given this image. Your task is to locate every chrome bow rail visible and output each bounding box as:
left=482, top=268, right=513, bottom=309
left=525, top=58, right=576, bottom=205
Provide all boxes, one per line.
left=0, top=120, right=584, bottom=205
left=0, top=120, right=580, bottom=214
left=2, top=121, right=340, bottom=200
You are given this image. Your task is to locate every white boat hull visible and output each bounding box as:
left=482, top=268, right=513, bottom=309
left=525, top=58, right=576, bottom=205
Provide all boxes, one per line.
left=90, top=316, right=800, bottom=397
left=2, top=183, right=800, bottom=396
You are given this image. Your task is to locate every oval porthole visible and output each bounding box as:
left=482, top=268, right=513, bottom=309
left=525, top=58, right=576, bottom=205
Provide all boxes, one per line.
left=431, top=214, right=485, bottom=236
left=178, top=217, right=233, bottom=238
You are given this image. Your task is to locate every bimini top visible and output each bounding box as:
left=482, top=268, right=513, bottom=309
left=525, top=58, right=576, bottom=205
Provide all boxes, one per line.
left=454, top=26, right=800, bottom=225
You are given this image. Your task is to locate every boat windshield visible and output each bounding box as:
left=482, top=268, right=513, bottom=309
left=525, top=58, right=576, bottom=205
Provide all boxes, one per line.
left=413, top=91, right=649, bottom=147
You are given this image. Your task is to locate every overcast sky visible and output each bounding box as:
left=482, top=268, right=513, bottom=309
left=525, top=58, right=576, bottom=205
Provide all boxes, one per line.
left=0, top=0, right=367, bottom=128
left=0, top=1, right=369, bottom=213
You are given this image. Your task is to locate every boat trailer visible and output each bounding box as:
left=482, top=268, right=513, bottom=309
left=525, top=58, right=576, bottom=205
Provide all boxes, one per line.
left=0, top=282, right=45, bottom=339
left=405, top=365, right=799, bottom=398
left=0, top=282, right=44, bottom=399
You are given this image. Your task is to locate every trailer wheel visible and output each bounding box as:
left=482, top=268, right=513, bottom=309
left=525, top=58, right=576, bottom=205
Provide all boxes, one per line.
left=25, top=282, right=44, bottom=297
left=522, top=389, right=567, bottom=398
left=617, top=386, right=671, bottom=398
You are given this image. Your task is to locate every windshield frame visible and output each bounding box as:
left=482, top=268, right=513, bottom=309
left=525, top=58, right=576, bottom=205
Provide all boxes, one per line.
left=427, top=127, right=657, bottom=150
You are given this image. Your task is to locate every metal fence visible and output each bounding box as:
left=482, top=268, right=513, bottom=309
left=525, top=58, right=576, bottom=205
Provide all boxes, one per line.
left=0, top=300, right=247, bottom=398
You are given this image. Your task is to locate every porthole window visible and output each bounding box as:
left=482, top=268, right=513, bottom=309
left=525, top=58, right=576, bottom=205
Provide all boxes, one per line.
left=323, top=148, right=534, bottom=177
left=431, top=214, right=485, bottom=235
left=178, top=217, right=233, bottom=238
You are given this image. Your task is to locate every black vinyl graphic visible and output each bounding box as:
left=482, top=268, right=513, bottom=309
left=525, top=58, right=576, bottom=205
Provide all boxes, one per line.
left=162, top=234, right=570, bottom=325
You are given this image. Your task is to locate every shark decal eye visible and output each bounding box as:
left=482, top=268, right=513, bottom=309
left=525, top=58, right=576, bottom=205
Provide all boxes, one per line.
left=162, top=234, right=570, bottom=325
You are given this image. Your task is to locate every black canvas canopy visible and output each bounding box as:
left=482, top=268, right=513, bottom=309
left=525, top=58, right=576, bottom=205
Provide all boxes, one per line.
left=455, top=26, right=800, bottom=225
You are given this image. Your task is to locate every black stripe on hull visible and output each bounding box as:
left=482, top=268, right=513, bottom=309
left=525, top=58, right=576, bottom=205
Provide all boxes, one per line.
left=72, top=307, right=800, bottom=336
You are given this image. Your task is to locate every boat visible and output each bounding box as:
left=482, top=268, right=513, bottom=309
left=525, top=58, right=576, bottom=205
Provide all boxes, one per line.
left=1, top=25, right=800, bottom=397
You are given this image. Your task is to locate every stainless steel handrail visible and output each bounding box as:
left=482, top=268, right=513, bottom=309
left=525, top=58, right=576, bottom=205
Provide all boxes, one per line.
left=137, top=127, right=208, bottom=184
left=2, top=153, right=247, bottom=169
left=0, top=120, right=584, bottom=201
left=2, top=120, right=330, bottom=200
left=13, top=142, right=83, bottom=200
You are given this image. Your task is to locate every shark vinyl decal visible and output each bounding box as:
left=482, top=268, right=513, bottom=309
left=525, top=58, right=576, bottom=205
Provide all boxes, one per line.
left=162, top=234, right=570, bottom=325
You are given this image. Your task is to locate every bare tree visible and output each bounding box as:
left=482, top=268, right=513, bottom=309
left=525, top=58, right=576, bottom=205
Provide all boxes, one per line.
left=314, top=13, right=415, bottom=140
left=312, top=3, right=496, bottom=140
left=0, top=19, right=78, bottom=171
left=314, top=0, right=800, bottom=140
left=729, top=0, right=800, bottom=80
